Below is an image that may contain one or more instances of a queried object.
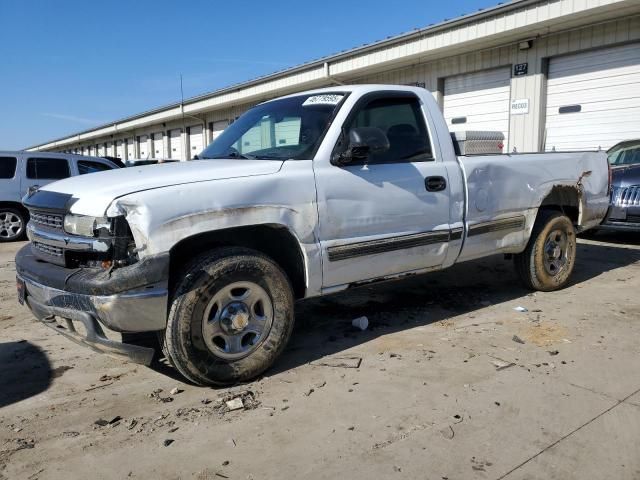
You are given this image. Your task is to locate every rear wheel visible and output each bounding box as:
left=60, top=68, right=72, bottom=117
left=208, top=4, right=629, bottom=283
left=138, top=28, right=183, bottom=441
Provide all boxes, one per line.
left=163, top=247, right=294, bottom=386
left=0, top=207, right=26, bottom=242
left=514, top=211, right=576, bottom=291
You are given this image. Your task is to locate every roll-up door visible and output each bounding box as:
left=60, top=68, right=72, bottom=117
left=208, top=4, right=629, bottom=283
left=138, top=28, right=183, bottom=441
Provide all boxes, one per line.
left=443, top=67, right=511, bottom=145
left=126, top=138, right=135, bottom=160
left=116, top=140, right=124, bottom=159
left=169, top=129, right=183, bottom=160
left=189, top=125, right=204, bottom=158
left=545, top=43, right=640, bottom=151
left=152, top=132, right=165, bottom=158
left=138, top=135, right=149, bottom=158
left=211, top=120, right=228, bottom=141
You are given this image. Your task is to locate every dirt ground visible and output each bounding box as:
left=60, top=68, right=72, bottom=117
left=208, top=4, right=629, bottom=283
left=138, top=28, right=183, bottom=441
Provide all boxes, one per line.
left=1, top=233, right=640, bottom=480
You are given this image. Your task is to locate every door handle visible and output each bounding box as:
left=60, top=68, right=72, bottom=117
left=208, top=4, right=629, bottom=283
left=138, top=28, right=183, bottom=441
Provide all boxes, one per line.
left=425, top=176, right=446, bottom=192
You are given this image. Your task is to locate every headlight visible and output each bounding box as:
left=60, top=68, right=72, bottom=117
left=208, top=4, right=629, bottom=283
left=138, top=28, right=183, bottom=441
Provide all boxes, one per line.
left=63, top=214, right=110, bottom=237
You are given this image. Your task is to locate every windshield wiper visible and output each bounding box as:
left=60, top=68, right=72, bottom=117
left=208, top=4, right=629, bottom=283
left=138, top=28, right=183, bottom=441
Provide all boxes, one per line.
left=201, top=151, right=256, bottom=160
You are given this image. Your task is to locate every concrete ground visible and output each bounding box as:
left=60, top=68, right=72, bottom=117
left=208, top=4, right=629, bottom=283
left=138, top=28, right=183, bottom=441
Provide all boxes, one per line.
left=1, top=233, right=639, bottom=480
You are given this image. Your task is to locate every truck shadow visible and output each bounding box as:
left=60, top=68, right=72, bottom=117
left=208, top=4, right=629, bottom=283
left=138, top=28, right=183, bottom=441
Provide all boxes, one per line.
left=0, top=341, right=52, bottom=408
left=270, top=239, right=640, bottom=376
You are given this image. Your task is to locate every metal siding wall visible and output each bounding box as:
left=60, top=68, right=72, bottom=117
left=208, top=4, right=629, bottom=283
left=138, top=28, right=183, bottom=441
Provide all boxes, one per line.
left=58, top=15, right=640, bottom=155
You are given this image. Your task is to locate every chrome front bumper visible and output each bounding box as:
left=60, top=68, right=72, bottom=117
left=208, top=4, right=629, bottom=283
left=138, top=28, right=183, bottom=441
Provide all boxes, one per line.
left=18, top=275, right=166, bottom=365
left=15, top=243, right=170, bottom=365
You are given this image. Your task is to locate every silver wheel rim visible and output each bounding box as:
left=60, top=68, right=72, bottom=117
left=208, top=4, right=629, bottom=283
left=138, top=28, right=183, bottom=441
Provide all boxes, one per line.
left=202, top=281, right=274, bottom=360
left=0, top=211, right=23, bottom=240
left=543, top=228, right=571, bottom=276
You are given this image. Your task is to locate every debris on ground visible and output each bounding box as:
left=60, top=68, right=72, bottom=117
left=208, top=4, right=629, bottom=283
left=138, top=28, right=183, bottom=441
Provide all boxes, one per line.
left=169, top=387, right=183, bottom=396
left=163, top=439, right=174, bottom=447
left=512, top=335, right=525, bottom=344
left=218, top=390, right=260, bottom=413
left=548, top=350, right=559, bottom=356
left=62, top=431, right=79, bottom=438
left=226, top=398, right=244, bottom=411
left=514, top=306, right=528, bottom=313
left=149, top=389, right=174, bottom=403
left=311, top=356, right=362, bottom=369
left=439, top=425, right=455, bottom=439
left=491, top=359, right=515, bottom=371
left=351, top=316, right=369, bottom=331
left=86, top=382, right=114, bottom=391
left=99, top=373, right=124, bottom=382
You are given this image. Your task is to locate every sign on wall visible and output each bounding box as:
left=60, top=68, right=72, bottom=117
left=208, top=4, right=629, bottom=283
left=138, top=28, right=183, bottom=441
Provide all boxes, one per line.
left=514, top=63, right=528, bottom=76
left=510, top=98, right=530, bottom=115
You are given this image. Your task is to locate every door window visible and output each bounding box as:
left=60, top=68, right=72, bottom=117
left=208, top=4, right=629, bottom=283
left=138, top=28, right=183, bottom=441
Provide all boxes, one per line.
left=26, top=158, right=70, bottom=179
left=77, top=160, right=113, bottom=175
left=0, top=157, right=17, bottom=179
left=342, top=95, right=433, bottom=164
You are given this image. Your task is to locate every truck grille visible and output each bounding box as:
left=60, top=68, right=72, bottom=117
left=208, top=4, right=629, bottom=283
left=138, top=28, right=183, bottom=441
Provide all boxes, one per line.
left=612, top=186, right=640, bottom=207
left=32, top=241, right=64, bottom=257
left=30, top=211, right=64, bottom=230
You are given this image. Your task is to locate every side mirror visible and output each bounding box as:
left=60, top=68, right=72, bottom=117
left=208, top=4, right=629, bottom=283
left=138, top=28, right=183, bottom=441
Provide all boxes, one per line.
left=332, top=127, right=390, bottom=166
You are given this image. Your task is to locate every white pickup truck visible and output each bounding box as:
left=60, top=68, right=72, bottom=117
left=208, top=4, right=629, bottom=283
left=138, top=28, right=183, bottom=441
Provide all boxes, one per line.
left=16, top=85, right=610, bottom=385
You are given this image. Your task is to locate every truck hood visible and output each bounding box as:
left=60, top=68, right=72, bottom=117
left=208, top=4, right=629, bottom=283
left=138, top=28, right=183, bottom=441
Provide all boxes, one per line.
left=41, top=159, right=284, bottom=216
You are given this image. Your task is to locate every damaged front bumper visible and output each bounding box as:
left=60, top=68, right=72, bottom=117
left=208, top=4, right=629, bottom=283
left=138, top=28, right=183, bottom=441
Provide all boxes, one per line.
left=15, top=245, right=169, bottom=365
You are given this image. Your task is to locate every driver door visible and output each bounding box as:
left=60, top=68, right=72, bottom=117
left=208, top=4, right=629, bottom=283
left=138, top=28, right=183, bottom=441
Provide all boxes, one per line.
left=314, top=92, right=453, bottom=288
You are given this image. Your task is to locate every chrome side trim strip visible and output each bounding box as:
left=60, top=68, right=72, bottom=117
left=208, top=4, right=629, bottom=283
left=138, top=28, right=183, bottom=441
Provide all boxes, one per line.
left=328, top=230, right=450, bottom=262
left=326, top=217, right=524, bottom=262
left=468, top=216, right=525, bottom=237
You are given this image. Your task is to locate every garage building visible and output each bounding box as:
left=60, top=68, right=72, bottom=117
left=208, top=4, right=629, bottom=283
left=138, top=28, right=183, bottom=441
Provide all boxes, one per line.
left=27, top=0, right=640, bottom=158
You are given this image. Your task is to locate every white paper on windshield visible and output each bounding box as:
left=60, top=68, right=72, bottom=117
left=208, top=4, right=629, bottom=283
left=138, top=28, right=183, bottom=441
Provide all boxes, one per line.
left=302, top=94, right=343, bottom=106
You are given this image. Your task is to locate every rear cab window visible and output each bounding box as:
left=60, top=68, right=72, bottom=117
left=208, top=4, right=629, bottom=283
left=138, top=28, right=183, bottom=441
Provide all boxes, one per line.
left=26, top=157, right=70, bottom=180
left=0, top=156, right=18, bottom=179
left=77, top=160, right=114, bottom=175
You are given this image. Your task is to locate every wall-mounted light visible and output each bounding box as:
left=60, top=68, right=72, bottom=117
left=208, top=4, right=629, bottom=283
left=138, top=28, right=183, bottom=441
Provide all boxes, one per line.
left=519, top=40, right=533, bottom=50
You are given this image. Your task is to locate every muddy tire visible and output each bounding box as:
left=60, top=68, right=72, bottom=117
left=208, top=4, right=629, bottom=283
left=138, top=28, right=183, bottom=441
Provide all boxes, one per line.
left=163, top=247, right=295, bottom=386
left=514, top=210, right=577, bottom=291
left=0, top=207, right=27, bottom=242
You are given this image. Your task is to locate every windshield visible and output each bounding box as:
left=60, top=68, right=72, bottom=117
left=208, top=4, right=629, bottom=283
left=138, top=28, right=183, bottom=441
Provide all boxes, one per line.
left=199, top=93, right=346, bottom=160
left=608, top=141, right=640, bottom=166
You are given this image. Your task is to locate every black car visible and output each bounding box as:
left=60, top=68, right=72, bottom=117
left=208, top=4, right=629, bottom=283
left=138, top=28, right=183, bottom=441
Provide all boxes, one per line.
left=600, top=140, right=640, bottom=231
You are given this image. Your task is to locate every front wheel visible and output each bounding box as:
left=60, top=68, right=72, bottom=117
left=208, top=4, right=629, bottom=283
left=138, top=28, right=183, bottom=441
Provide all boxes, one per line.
left=163, top=247, right=295, bottom=386
left=514, top=211, right=577, bottom=291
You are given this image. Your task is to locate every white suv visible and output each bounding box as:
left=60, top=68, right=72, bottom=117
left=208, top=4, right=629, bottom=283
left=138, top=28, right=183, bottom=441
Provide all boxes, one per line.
left=0, top=151, right=121, bottom=241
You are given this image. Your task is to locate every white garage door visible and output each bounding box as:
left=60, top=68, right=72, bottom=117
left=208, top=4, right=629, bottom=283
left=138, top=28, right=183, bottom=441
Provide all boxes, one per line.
left=116, top=140, right=124, bottom=159
left=169, top=129, right=183, bottom=160
left=443, top=67, right=511, bottom=145
left=138, top=135, right=149, bottom=158
left=545, top=43, right=640, bottom=151
left=152, top=132, right=164, bottom=158
left=189, top=125, right=204, bottom=158
left=126, top=138, right=135, bottom=160
left=211, top=120, right=228, bottom=141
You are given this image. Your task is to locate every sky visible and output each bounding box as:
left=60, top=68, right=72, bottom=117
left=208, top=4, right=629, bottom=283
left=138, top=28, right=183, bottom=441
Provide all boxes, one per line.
left=0, top=0, right=499, bottom=150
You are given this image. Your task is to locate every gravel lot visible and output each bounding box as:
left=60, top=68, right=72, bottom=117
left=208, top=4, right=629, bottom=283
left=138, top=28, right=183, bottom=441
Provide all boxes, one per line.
left=1, top=234, right=640, bottom=480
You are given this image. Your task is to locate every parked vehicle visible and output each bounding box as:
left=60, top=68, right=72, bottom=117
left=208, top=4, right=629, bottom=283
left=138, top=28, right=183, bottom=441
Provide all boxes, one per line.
left=599, top=140, right=640, bottom=231
left=15, top=85, right=610, bottom=385
left=0, top=152, right=120, bottom=242
left=123, top=158, right=179, bottom=167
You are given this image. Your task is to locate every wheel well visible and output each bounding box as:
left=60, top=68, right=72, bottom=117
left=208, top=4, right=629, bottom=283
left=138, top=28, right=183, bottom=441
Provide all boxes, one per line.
left=538, top=186, right=581, bottom=224
left=169, top=224, right=307, bottom=299
left=0, top=201, right=29, bottom=218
